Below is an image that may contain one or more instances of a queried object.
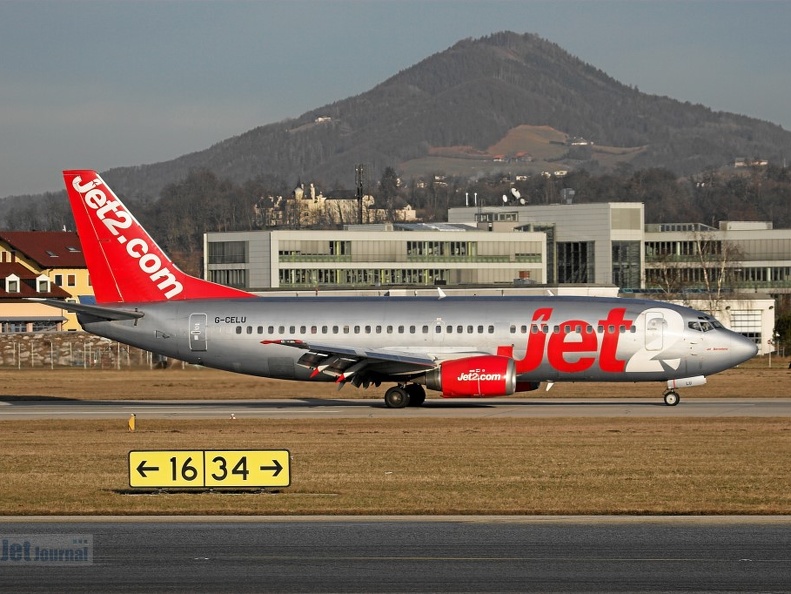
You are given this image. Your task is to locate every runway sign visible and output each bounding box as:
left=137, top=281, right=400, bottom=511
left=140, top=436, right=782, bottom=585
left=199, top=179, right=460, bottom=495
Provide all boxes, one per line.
left=129, top=450, right=290, bottom=488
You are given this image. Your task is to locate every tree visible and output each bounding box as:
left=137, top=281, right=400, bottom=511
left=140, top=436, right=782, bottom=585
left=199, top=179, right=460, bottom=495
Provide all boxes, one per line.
left=379, top=167, right=400, bottom=205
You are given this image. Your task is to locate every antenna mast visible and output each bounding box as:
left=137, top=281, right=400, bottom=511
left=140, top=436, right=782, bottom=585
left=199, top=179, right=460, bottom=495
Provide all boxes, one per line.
left=355, top=164, right=365, bottom=225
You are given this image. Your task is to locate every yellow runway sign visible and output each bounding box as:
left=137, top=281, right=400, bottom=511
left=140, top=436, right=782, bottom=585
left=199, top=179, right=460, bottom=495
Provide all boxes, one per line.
left=129, top=450, right=290, bottom=488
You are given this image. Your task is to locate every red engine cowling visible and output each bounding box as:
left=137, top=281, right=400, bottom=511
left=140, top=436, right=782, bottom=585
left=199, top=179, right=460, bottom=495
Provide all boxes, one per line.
left=422, top=355, right=517, bottom=398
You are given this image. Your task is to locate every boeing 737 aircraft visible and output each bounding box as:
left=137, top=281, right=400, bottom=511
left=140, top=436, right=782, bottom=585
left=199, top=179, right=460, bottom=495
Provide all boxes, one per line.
left=36, top=170, right=758, bottom=408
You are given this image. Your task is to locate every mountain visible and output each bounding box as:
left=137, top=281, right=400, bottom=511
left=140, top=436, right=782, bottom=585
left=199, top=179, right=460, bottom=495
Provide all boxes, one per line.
left=5, top=31, right=791, bottom=209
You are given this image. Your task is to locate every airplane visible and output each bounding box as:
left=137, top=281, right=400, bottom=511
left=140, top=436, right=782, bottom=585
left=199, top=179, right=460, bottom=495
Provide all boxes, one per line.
left=34, top=170, right=758, bottom=408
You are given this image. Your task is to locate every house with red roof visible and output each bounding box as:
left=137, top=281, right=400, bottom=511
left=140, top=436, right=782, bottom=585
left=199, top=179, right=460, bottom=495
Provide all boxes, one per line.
left=0, top=231, right=92, bottom=332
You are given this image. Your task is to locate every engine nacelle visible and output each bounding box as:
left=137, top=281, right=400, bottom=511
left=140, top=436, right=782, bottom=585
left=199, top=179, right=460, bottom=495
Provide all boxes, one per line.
left=421, top=355, right=517, bottom=398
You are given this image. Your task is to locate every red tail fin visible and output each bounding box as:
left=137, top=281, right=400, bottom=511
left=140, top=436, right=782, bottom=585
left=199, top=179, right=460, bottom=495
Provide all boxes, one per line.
left=64, top=170, right=254, bottom=303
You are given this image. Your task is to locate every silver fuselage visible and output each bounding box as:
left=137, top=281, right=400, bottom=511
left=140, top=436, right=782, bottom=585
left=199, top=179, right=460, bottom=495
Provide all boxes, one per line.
left=77, top=295, right=758, bottom=389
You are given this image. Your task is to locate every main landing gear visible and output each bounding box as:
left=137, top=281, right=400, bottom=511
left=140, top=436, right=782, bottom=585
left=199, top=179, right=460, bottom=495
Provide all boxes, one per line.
left=384, top=384, right=426, bottom=408
left=663, top=390, right=680, bottom=406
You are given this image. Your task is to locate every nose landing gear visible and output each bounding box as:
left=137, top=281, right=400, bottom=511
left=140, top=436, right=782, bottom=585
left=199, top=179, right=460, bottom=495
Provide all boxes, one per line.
left=663, top=390, right=680, bottom=406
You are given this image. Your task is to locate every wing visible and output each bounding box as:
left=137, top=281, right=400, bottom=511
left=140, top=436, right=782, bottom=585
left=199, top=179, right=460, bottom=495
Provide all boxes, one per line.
left=262, top=339, right=487, bottom=387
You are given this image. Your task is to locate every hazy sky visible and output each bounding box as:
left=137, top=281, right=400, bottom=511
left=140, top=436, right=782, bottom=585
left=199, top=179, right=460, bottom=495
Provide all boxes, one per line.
left=1, top=0, right=789, bottom=198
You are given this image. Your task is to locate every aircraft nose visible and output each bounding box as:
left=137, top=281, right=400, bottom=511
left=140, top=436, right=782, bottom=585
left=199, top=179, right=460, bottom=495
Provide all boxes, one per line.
left=731, top=333, right=759, bottom=364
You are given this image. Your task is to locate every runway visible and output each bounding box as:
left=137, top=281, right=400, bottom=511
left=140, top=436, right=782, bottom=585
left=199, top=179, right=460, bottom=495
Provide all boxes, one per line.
left=1, top=397, right=791, bottom=420
left=1, top=516, right=789, bottom=592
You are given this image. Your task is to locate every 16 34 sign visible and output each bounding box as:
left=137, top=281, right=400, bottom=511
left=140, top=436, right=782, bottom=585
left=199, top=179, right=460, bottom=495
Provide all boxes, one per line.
left=129, top=450, right=290, bottom=488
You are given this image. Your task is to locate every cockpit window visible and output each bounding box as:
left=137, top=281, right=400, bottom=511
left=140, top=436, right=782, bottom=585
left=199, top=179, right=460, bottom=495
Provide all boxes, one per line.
left=689, top=319, right=721, bottom=332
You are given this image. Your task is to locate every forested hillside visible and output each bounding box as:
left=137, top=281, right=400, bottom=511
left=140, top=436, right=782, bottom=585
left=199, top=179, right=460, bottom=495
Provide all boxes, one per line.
left=4, top=31, right=790, bottom=211
left=9, top=163, right=786, bottom=277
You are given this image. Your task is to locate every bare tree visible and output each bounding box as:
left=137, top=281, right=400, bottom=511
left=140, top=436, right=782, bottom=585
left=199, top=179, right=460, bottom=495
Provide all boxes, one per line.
left=692, top=231, right=744, bottom=314
left=646, top=229, right=743, bottom=315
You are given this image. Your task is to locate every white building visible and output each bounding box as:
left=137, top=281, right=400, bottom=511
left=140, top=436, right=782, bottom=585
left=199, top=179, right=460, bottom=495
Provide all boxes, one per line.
left=448, top=202, right=644, bottom=289
left=204, top=227, right=546, bottom=290
left=644, top=221, right=791, bottom=293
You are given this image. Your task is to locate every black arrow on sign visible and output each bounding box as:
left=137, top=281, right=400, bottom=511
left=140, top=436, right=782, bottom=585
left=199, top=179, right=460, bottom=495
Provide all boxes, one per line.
left=136, top=460, right=159, bottom=478
left=260, top=459, right=283, bottom=477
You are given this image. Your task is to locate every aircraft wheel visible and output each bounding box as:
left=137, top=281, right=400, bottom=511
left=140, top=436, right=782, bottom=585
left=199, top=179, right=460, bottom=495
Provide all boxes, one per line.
left=384, top=386, right=410, bottom=409
left=406, top=384, right=426, bottom=406
left=663, top=391, right=680, bottom=406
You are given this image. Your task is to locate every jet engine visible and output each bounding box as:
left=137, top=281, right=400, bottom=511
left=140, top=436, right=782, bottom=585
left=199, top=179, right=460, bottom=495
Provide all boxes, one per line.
left=420, top=355, right=517, bottom=397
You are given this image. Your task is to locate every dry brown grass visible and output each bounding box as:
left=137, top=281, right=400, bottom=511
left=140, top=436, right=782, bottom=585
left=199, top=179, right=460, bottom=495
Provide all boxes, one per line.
left=1, top=355, right=790, bottom=401
left=1, top=417, right=789, bottom=515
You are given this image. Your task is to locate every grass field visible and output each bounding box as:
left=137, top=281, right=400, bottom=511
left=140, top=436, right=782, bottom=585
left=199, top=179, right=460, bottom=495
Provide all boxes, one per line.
left=1, top=359, right=790, bottom=516
left=1, top=418, right=789, bottom=515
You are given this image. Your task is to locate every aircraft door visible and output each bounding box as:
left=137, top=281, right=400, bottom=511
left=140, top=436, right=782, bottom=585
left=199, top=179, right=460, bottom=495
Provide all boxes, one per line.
left=645, top=312, right=664, bottom=351
left=189, top=313, right=208, bottom=352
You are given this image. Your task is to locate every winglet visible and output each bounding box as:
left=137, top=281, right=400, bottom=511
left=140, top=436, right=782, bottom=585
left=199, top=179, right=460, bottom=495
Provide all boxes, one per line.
left=63, top=170, right=255, bottom=303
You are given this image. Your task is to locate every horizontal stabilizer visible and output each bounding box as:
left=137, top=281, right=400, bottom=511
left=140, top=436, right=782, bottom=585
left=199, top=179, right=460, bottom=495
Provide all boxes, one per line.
left=27, top=298, right=145, bottom=321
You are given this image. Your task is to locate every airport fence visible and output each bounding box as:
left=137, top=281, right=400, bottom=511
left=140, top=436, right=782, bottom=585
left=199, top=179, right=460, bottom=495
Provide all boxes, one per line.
left=0, top=332, right=171, bottom=369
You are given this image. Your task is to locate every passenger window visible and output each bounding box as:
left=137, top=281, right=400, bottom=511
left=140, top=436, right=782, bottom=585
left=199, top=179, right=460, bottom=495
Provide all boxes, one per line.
left=354, top=325, right=360, bottom=333
left=488, top=325, right=495, bottom=334
left=322, top=325, right=328, bottom=334
left=268, top=325, right=274, bottom=334
left=365, top=325, right=371, bottom=333
left=289, top=326, right=296, bottom=334
left=398, top=325, right=404, bottom=334
left=236, top=326, right=242, bottom=334
left=510, top=325, right=516, bottom=334
left=246, top=326, right=253, bottom=335
left=343, top=325, right=350, bottom=334
left=447, top=326, right=453, bottom=334
left=257, top=326, right=264, bottom=334
left=376, top=325, right=382, bottom=334
left=410, top=325, right=416, bottom=334
left=467, top=325, right=474, bottom=334
left=332, top=325, right=339, bottom=334
left=386, top=325, right=393, bottom=334
left=422, top=325, right=429, bottom=334
left=520, top=325, right=527, bottom=334
left=278, top=326, right=285, bottom=334
left=299, top=326, right=306, bottom=334
left=457, top=325, right=463, bottom=334
left=311, top=326, right=317, bottom=334
left=477, top=325, right=484, bottom=333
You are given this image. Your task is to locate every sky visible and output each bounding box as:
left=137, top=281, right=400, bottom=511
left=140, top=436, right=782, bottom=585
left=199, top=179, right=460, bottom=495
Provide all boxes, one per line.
left=1, top=0, right=790, bottom=198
